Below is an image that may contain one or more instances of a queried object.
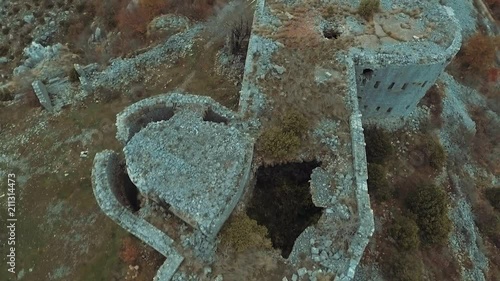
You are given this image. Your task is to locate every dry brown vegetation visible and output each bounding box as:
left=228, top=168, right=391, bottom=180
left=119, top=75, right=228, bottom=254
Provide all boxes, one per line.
left=469, top=106, right=500, bottom=174
left=456, top=33, right=498, bottom=75
left=219, top=213, right=272, bottom=253
left=120, top=236, right=141, bottom=264
left=485, top=0, right=500, bottom=20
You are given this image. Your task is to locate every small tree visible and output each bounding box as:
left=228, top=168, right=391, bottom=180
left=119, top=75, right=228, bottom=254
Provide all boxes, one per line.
left=421, top=137, right=446, bottom=170
left=220, top=213, right=272, bottom=253
left=228, top=18, right=251, bottom=59
left=485, top=188, right=500, bottom=212
left=364, top=127, right=394, bottom=164
left=367, top=163, right=392, bottom=201
left=389, top=216, right=420, bottom=251
left=407, top=184, right=452, bottom=245
left=460, top=33, right=497, bottom=75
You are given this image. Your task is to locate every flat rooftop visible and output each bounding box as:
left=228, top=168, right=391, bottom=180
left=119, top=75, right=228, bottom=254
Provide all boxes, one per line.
left=124, top=110, right=253, bottom=238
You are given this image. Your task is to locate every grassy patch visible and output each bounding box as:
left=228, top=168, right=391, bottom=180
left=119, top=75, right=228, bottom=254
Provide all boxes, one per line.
left=258, top=109, right=310, bottom=161
left=220, top=213, right=272, bottom=253
left=357, top=0, right=380, bottom=20
left=367, top=163, right=392, bottom=201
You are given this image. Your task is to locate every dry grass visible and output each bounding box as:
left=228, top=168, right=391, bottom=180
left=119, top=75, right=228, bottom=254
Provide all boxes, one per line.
left=419, top=84, right=444, bottom=128
left=469, top=106, right=500, bottom=174
left=457, top=33, right=498, bottom=75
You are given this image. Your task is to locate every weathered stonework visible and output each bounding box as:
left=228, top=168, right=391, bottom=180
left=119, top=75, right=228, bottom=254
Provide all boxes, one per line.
left=31, top=80, right=53, bottom=111
left=91, top=0, right=462, bottom=280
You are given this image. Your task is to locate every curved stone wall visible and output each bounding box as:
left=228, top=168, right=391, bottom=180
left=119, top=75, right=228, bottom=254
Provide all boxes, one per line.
left=91, top=150, right=184, bottom=280
left=116, top=92, right=237, bottom=145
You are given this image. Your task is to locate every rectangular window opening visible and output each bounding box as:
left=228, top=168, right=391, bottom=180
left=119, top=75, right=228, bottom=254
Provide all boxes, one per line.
left=374, top=81, right=380, bottom=89
left=401, top=83, right=408, bottom=90
left=387, top=107, right=393, bottom=113
left=388, top=82, right=395, bottom=90
left=421, top=81, right=427, bottom=88
left=376, top=106, right=380, bottom=111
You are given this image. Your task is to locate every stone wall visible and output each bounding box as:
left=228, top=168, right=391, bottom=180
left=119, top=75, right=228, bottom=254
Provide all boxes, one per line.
left=91, top=150, right=184, bottom=281
left=340, top=57, right=375, bottom=281
left=31, top=80, right=53, bottom=111
left=116, top=93, right=237, bottom=145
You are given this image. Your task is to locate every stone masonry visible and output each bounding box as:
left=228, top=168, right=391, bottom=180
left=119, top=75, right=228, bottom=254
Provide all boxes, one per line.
left=90, top=0, right=462, bottom=280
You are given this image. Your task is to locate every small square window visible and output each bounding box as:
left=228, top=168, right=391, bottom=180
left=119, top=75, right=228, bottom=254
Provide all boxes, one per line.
left=374, top=81, right=380, bottom=89
left=402, top=83, right=408, bottom=90
left=388, top=83, right=395, bottom=90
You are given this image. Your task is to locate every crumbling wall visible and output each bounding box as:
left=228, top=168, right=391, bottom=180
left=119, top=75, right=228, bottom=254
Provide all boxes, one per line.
left=91, top=150, right=184, bottom=280
left=341, top=57, right=375, bottom=281
left=116, top=93, right=237, bottom=145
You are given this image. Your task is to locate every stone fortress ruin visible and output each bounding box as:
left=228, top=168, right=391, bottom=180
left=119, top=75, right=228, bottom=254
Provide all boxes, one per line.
left=90, top=0, right=461, bottom=280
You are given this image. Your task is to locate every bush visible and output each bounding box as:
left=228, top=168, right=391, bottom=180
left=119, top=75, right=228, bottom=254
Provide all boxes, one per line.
left=367, top=163, right=392, bottom=201
left=459, top=33, right=497, bottom=75
left=228, top=18, right=251, bottom=59
left=364, top=127, right=394, bottom=164
left=421, top=137, right=446, bottom=170
left=259, top=109, right=310, bottom=160
left=357, top=0, right=380, bottom=20
left=407, top=184, right=451, bottom=245
left=385, top=251, right=423, bottom=281
left=220, top=213, right=272, bottom=253
left=474, top=202, right=500, bottom=248
left=0, top=87, right=14, bottom=102
left=389, top=216, right=420, bottom=251
left=119, top=236, right=140, bottom=264
left=485, top=188, right=500, bottom=212
left=281, top=109, right=310, bottom=135
left=259, top=127, right=300, bottom=159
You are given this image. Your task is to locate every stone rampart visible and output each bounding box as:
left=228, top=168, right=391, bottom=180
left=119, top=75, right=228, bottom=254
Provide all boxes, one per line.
left=91, top=150, right=184, bottom=280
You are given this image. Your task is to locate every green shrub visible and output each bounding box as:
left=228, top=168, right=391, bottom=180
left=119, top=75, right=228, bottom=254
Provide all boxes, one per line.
left=364, top=127, right=394, bottom=164
left=281, top=109, right=309, bottom=136
left=422, top=137, right=446, bottom=170
left=259, top=109, right=309, bottom=160
left=407, top=184, right=451, bottom=245
left=220, top=213, right=272, bottom=253
left=389, top=216, right=420, bottom=251
left=474, top=203, right=500, bottom=248
left=259, top=127, right=300, bottom=159
left=367, top=163, right=392, bottom=201
left=385, top=251, right=423, bottom=281
left=485, top=188, right=500, bottom=212
left=357, top=0, right=380, bottom=20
